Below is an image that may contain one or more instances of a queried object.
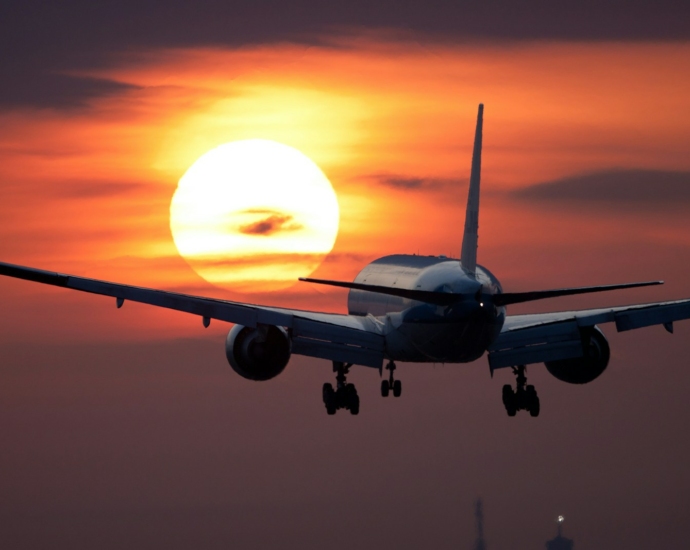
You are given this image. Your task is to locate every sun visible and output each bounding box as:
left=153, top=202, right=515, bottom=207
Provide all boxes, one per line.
left=170, top=139, right=340, bottom=293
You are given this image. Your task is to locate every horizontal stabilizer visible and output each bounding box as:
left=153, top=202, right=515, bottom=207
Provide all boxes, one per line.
left=493, top=281, right=663, bottom=307
left=298, top=277, right=460, bottom=306
left=301, top=277, right=663, bottom=308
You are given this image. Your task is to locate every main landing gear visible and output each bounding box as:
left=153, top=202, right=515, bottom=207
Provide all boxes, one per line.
left=323, top=361, right=360, bottom=415
left=502, top=365, right=540, bottom=417
left=380, top=361, right=402, bottom=398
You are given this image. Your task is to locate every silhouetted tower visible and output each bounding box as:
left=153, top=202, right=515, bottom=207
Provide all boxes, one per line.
left=545, top=516, right=573, bottom=550
left=473, top=499, right=486, bottom=550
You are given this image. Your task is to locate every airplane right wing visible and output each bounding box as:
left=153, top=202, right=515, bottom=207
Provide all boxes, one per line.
left=488, top=298, right=690, bottom=371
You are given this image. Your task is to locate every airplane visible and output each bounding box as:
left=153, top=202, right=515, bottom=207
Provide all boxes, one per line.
left=2, top=104, right=689, bottom=417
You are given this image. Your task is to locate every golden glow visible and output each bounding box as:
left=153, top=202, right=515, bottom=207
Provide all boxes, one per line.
left=0, top=37, right=689, bottom=340
left=170, top=140, right=339, bottom=292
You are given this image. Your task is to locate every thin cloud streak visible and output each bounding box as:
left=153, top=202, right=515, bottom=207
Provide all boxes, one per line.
left=238, top=212, right=303, bottom=236
left=367, top=173, right=460, bottom=191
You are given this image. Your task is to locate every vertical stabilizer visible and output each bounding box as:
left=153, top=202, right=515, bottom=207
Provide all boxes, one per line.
left=461, top=104, right=483, bottom=275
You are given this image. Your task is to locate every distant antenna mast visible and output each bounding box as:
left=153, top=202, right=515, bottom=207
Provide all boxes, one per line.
left=557, top=515, right=565, bottom=537
left=474, top=498, right=487, bottom=550
left=546, top=515, right=573, bottom=550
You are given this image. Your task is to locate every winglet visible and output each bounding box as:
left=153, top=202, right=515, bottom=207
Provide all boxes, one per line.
left=461, top=104, right=483, bottom=275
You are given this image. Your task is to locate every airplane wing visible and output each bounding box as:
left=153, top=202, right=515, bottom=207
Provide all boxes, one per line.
left=0, top=261, right=386, bottom=369
left=488, top=299, right=690, bottom=370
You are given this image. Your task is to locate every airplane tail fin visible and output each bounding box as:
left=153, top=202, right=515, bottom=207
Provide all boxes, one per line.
left=460, top=103, right=483, bottom=275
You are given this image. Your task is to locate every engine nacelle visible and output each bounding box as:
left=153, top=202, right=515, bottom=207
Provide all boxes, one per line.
left=545, top=325, right=610, bottom=384
left=225, top=324, right=291, bottom=381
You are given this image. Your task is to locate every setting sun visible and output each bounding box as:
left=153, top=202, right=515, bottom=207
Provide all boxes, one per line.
left=169, top=139, right=340, bottom=292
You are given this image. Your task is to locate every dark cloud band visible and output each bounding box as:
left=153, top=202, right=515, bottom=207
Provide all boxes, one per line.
left=2, top=1, right=688, bottom=109
left=515, top=169, right=690, bottom=205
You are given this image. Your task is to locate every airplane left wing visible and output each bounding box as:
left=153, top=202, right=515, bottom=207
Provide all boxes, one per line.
left=0, top=261, right=386, bottom=369
left=488, top=298, right=690, bottom=370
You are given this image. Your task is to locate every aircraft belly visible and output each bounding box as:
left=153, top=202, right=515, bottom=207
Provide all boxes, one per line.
left=384, top=316, right=498, bottom=363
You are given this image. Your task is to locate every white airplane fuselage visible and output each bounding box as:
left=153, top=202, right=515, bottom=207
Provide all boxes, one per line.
left=347, top=254, right=505, bottom=363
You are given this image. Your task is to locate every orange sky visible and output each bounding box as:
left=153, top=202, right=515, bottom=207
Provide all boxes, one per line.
left=0, top=37, right=689, bottom=342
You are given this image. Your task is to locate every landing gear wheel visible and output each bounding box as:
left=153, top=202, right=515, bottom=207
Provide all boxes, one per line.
left=502, top=384, right=517, bottom=417
left=322, top=383, right=336, bottom=415
left=323, top=362, right=358, bottom=415
left=349, top=393, right=360, bottom=415
left=526, top=385, right=540, bottom=417
left=382, top=361, right=402, bottom=400
left=502, top=366, right=540, bottom=417
left=381, top=380, right=390, bottom=397
left=344, top=383, right=359, bottom=415
left=392, top=380, right=402, bottom=398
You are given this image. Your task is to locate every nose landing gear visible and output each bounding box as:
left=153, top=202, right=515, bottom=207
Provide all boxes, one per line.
left=323, top=361, right=360, bottom=415
left=502, top=365, right=540, bottom=417
left=380, top=361, right=402, bottom=398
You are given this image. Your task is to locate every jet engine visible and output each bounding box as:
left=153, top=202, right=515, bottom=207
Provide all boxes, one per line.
left=545, top=326, right=610, bottom=384
left=225, top=324, right=291, bottom=381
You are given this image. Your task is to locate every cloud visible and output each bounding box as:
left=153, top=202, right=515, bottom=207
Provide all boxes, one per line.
left=52, top=181, right=153, bottom=199
left=238, top=211, right=303, bottom=236
left=3, top=1, right=689, bottom=109
left=369, top=174, right=459, bottom=191
left=514, top=169, right=690, bottom=206
left=0, top=74, right=139, bottom=110
left=181, top=252, right=324, bottom=269
left=0, top=179, right=160, bottom=201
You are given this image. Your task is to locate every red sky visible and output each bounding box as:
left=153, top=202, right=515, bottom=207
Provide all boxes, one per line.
left=1, top=33, right=690, bottom=550
left=1, top=39, right=689, bottom=337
